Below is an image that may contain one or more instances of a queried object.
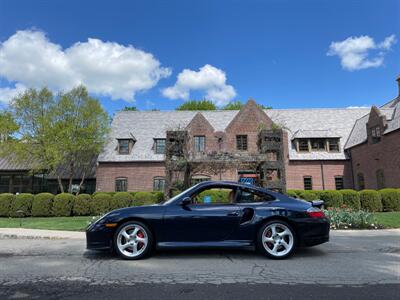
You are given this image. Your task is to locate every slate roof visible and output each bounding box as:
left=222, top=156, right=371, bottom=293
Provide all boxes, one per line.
left=345, top=96, right=400, bottom=149
left=98, top=108, right=370, bottom=162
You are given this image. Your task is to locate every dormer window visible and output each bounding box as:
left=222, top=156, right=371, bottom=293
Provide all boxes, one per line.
left=118, top=139, right=131, bottom=154
left=154, top=139, right=166, bottom=154
left=295, top=138, right=340, bottom=153
left=371, top=126, right=381, bottom=144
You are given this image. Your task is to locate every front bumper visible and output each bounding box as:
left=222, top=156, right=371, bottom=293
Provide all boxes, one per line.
left=86, top=222, right=114, bottom=251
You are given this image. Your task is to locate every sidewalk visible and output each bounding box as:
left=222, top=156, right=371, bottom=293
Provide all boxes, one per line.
left=0, top=228, right=85, bottom=240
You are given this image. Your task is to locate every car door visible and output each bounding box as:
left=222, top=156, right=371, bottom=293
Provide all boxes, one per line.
left=162, top=189, right=242, bottom=242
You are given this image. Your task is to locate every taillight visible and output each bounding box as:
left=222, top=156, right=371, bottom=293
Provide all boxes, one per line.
left=307, top=207, right=326, bottom=218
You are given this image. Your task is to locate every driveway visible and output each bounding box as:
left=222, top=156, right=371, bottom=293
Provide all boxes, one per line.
left=0, top=229, right=399, bottom=299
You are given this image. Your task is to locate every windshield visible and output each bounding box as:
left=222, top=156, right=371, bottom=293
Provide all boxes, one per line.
left=161, top=184, right=199, bottom=205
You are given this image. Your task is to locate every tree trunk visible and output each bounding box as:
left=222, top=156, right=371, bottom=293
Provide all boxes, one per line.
left=57, top=175, right=64, bottom=193
left=68, top=162, right=74, bottom=193
left=76, top=171, right=86, bottom=196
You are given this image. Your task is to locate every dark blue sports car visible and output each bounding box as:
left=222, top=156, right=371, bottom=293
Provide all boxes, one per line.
left=86, top=181, right=329, bottom=260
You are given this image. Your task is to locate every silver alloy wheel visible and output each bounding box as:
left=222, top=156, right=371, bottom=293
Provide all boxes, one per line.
left=117, top=224, right=148, bottom=258
left=262, top=223, right=294, bottom=257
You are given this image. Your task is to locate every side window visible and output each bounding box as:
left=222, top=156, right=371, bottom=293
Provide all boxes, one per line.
left=115, top=177, right=128, bottom=192
left=237, top=188, right=276, bottom=203
left=191, top=188, right=236, bottom=204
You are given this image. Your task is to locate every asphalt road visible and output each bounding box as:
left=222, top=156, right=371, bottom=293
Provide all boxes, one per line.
left=0, top=230, right=399, bottom=299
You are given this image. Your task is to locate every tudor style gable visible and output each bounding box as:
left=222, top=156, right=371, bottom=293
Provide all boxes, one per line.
left=225, top=99, right=274, bottom=153
left=186, top=112, right=216, bottom=154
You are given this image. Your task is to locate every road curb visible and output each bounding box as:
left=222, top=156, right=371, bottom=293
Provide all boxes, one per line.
left=0, top=228, right=85, bottom=240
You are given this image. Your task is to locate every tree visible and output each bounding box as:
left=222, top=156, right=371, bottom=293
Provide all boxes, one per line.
left=2, top=86, right=110, bottom=194
left=176, top=100, right=216, bottom=111
left=222, top=101, right=243, bottom=110
left=123, top=106, right=137, bottom=111
left=0, top=111, right=18, bottom=141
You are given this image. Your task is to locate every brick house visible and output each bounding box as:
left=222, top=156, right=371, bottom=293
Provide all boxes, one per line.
left=345, top=77, right=400, bottom=190
left=96, top=96, right=374, bottom=193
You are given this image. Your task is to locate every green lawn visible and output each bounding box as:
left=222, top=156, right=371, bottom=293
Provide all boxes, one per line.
left=0, top=216, right=94, bottom=231
left=373, top=212, right=400, bottom=228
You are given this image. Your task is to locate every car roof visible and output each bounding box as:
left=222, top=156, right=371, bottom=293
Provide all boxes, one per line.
left=195, top=180, right=270, bottom=193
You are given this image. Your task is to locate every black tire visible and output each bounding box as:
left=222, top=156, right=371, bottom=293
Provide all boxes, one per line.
left=257, top=220, right=297, bottom=259
left=113, top=220, right=154, bottom=260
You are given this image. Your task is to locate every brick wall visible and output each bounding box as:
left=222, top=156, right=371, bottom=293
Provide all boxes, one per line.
left=96, top=162, right=166, bottom=192
left=349, top=129, right=400, bottom=189
left=285, top=160, right=353, bottom=190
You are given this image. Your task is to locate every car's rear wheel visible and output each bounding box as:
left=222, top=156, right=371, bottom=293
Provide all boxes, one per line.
left=114, top=221, right=153, bottom=260
left=257, top=220, right=296, bottom=259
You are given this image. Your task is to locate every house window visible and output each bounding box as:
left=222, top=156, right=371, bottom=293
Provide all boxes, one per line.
left=154, top=139, right=166, bottom=154
left=298, top=139, right=309, bottom=152
left=376, top=169, right=385, bottom=189
left=310, top=139, right=326, bottom=151
left=191, top=175, right=211, bottom=185
left=357, top=173, right=365, bottom=190
left=371, top=126, right=381, bottom=144
left=328, top=139, right=340, bottom=152
left=115, top=177, right=128, bottom=192
left=0, top=175, right=10, bottom=193
left=303, top=176, right=313, bottom=190
left=236, top=135, right=248, bottom=151
left=118, top=139, right=130, bottom=154
left=153, top=177, right=165, bottom=191
left=335, top=176, right=344, bottom=190
left=194, top=136, right=205, bottom=152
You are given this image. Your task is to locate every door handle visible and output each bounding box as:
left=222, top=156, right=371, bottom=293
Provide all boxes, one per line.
left=227, top=211, right=240, bottom=217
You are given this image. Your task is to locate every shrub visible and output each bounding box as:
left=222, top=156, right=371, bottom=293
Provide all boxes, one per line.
left=111, top=192, right=133, bottom=210
left=73, top=194, right=92, bottom=216
left=0, top=193, right=15, bottom=217
left=52, top=193, right=74, bottom=217
left=319, top=190, right=343, bottom=208
left=324, top=207, right=378, bottom=229
left=11, top=193, right=34, bottom=217
left=91, top=193, right=112, bottom=215
left=296, top=190, right=319, bottom=201
left=152, top=191, right=165, bottom=203
left=132, top=192, right=157, bottom=206
left=379, top=189, right=400, bottom=211
left=359, top=190, right=382, bottom=212
left=32, top=193, right=54, bottom=217
left=197, top=190, right=231, bottom=203
left=286, top=190, right=298, bottom=198
left=340, top=189, right=361, bottom=210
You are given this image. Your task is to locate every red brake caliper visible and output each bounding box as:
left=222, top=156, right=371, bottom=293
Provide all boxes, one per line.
left=137, top=231, right=144, bottom=249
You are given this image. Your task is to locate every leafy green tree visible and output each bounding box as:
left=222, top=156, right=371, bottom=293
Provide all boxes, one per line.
left=2, top=86, right=110, bottom=194
left=176, top=100, right=216, bottom=111
left=222, top=101, right=243, bottom=110
left=0, top=111, right=18, bottom=141
left=123, top=106, right=137, bottom=111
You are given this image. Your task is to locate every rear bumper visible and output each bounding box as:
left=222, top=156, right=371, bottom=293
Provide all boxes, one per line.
left=301, top=234, right=329, bottom=247
left=295, top=217, right=330, bottom=247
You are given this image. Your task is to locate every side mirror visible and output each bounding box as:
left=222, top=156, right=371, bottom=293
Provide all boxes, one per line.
left=180, top=197, right=192, bottom=207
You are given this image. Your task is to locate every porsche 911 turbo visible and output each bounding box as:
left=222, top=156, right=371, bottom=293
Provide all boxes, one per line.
left=86, top=181, right=329, bottom=260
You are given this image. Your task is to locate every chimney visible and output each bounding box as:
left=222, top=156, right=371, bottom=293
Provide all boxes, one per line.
left=397, top=75, right=400, bottom=97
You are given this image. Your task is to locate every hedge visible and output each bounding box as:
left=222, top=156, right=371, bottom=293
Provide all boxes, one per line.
left=12, top=193, right=34, bottom=217
left=359, top=190, right=382, bottom=212
left=197, top=190, right=231, bottom=203
left=132, top=192, right=158, bottom=206
left=0, top=193, right=15, bottom=217
left=32, top=193, right=54, bottom=217
left=319, top=190, right=343, bottom=208
left=91, top=193, right=112, bottom=215
left=73, top=194, right=92, bottom=216
left=296, top=190, right=319, bottom=201
left=286, top=190, right=298, bottom=198
left=53, top=193, right=75, bottom=217
left=379, top=188, right=400, bottom=212
left=111, top=192, right=133, bottom=210
left=340, top=189, right=361, bottom=210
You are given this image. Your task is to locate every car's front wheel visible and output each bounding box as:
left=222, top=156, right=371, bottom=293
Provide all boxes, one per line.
left=257, top=220, right=296, bottom=259
left=113, top=221, right=153, bottom=260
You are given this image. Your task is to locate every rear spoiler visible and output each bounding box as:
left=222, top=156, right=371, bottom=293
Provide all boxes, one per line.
left=311, top=200, right=324, bottom=209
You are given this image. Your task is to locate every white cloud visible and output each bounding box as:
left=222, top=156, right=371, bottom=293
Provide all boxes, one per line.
left=327, top=34, right=396, bottom=71
left=0, top=83, right=26, bottom=104
left=162, top=64, right=236, bottom=105
left=0, top=30, right=171, bottom=102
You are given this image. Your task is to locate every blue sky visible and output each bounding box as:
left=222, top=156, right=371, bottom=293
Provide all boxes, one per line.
left=0, top=0, right=399, bottom=114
